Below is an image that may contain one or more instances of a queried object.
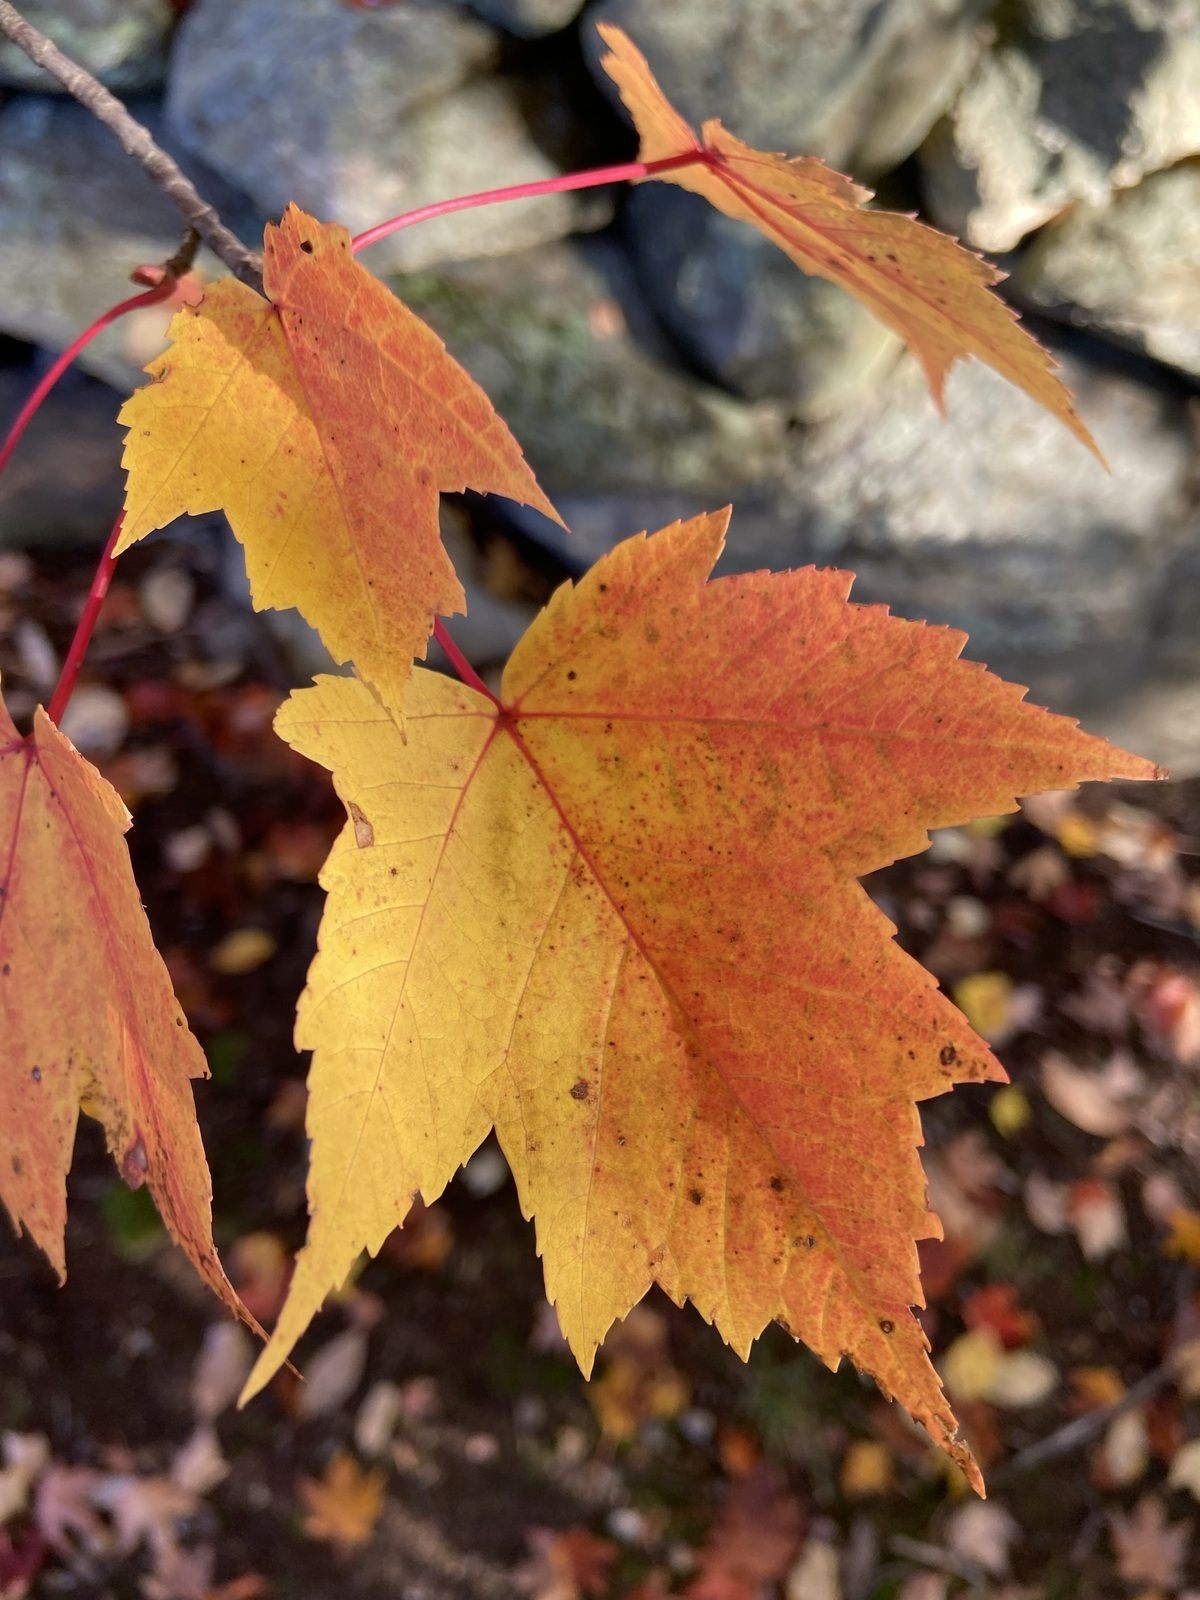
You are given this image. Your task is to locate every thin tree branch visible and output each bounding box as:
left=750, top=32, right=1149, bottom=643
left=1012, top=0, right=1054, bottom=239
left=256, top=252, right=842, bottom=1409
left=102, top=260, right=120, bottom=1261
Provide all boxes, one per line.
left=0, top=0, right=263, bottom=291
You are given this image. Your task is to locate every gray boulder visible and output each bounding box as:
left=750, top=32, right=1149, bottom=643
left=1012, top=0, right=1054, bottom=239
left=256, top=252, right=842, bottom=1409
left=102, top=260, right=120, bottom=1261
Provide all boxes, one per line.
left=538, top=352, right=1197, bottom=770
left=0, top=95, right=257, bottom=390
left=167, top=0, right=580, bottom=271
left=1012, top=160, right=1200, bottom=380
left=392, top=236, right=789, bottom=499
left=624, top=185, right=900, bottom=416
left=586, top=0, right=991, bottom=176
left=0, top=0, right=173, bottom=94
left=920, top=0, right=1200, bottom=251
left=0, top=365, right=124, bottom=547
left=467, top=0, right=587, bottom=37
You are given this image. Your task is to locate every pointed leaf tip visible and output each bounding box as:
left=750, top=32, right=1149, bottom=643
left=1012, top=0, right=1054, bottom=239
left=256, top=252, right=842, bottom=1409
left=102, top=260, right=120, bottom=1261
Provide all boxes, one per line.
left=597, top=24, right=1102, bottom=460
left=244, top=510, right=1156, bottom=1480
left=119, top=206, right=562, bottom=718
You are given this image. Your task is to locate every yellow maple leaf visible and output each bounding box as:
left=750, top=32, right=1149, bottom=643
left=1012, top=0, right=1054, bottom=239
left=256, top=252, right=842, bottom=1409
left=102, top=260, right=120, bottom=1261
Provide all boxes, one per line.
left=240, top=511, right=1154, bottom=1489
left=118, top=205, right=561, bottom=717
left=597, top=25, right=1100, bottom=460
left=0, top=683, right=251, bottom=1331
left=298, top=1451, right=384, bottom=1551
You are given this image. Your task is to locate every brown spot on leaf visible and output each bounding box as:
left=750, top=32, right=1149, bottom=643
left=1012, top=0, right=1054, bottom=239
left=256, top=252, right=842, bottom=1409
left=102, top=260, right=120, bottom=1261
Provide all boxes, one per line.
left=689, top=1189, right=703, bottom=1205
left=121, top=1133, right=149, bottom=1189
left=939, top=1044, right=958, bottom=1067
left=347, top=801, right=375, bottom=849
left=569, top=1079, right=590, bottom=1101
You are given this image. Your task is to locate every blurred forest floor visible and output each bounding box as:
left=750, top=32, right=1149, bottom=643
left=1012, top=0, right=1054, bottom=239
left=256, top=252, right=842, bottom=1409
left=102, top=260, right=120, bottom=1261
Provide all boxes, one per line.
left=2, top=531, right=1200, bottom=1600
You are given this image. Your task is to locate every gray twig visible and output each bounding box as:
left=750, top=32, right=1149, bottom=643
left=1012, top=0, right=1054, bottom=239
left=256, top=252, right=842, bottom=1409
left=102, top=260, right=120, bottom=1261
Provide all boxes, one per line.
left=0, top=0, right=263, bottom=292
left=996, top=1357, right=1176, bottom=1482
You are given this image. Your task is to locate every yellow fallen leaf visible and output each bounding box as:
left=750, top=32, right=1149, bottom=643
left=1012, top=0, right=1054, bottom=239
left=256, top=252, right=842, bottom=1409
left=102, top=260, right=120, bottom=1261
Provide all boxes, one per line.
left=298, top=1451, right=384, bottom=1551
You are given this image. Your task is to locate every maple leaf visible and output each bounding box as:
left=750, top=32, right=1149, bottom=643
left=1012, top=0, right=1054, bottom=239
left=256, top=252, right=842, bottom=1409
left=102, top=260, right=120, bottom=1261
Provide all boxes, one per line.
left=685, top=1462, right=805, bottom=1600
left=598, top=25, right=1099, bottom=460
left=0, top=687, right=250, bottom=1330
left=297, top=1452, right=384, bottom=1552
left=240, top=511, right=1155, bottom=1486
left=118, top=205, right=561, bottom=716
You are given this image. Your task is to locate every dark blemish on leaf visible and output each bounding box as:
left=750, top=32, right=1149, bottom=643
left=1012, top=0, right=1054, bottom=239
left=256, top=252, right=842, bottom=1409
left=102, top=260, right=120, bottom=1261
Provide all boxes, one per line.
left=567, top=670, right=577, bottom=681
left=769, top=1175, right=784, bottom=1192
left=31, top=1067, right=41, bottom=1083
left=598, top=583, right=608, bottom=593
left=616, top=1134, right=626, bottom=1146
left=689, top=1189, right=703, bottom=1206
left=879, top=1318, right=894, bottom=1334
left=939, top=1044, right=958, bottom=1067
left=569, top=1079, right=589, bottom=1101
left=300, top=239, right=314, bottom=254
left=1, top=963, right=8, bottom=976
left=12, top=1156, right=21, bottom=1175
left=176, top=1016, right=184, bottom=1028
left=390, top=867, right=398, bottom=878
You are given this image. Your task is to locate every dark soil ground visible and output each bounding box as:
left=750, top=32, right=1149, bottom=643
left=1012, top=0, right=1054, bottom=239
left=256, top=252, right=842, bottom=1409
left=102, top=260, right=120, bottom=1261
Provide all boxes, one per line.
left=3, top=520, right=1200, bottom=1600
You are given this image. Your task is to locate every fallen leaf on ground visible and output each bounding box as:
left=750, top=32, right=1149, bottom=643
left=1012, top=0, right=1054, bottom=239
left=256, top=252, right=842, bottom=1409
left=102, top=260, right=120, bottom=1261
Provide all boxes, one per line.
left=1067, top=1178, right=1126, bottom=1261
left=91, top=1473, right=197, bottom=1560
left=298, top=1452, right=384, bottom=1551
left=1168, top=1438, right=1200, bottom=1501
left=0, top=688, right=254, bottom=1328
left=945, top=1501, right=1018, bottom=1576
left=241, top=512, right=1153, bottom=1488
left=170, top=1427, right=230, bottom=1498
left=294, top=1325, right=369, bottom=1420
left=1096, top=1407, right=1149, bottom=1489
left=839, top=1441, right=893, bottom=1499
left=589, top=1305, right=690, bottom=1443
left=190, top=1324, right=255, bottom=1423
left=32, top=1465, right=106, bottom=1558
left=598, top=25, right=1099, bottom=458
left=119, top=206, right=560, bottom=716
left=1040, top=1050, right=1142, bottom=1137
left=784, top=1529, right=841, bottom=1600
left=517, top=1527, right=617, bottom=1600
left=1109, top=1495, right=1189, bottom=1588
left=687, top=1463, right=805, bottom=1600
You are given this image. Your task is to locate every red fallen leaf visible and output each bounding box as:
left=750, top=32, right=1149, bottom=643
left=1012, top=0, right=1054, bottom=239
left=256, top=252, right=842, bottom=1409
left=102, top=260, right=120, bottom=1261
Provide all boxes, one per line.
left=1045, top=877, right=1101, bottom=924
left=962, top=1285, right=1038, bottom=1350
left=0, top=1527, right=46, bottom=1598
left=685, top=1463, right=805, bottom=1600
left=518, top=1527, right=617, bottom=1600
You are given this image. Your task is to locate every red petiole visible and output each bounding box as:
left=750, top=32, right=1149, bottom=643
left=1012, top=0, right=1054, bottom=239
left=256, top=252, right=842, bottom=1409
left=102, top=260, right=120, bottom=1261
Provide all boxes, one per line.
left=46, top=513, right=124, bottom=726
left=350, top=150, right=707, bottom=254
left=0, top=280, right=175, bottom=485
left=7, top=157, right=711, bottom=718
left=432, top=619, right=499, bottom=706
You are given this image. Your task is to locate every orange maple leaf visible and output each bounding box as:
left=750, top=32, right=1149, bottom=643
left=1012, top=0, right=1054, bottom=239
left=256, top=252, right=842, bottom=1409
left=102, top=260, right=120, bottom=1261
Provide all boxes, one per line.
left=0, top=687, right=251, bottom=1331
left=298, top=1451, right=384, bottom=1552
left=241, top=511, right=1156, bottom=1487
left=598, top=25, right=1099, bottom=460
left=118, top=205, right=561, bottom=716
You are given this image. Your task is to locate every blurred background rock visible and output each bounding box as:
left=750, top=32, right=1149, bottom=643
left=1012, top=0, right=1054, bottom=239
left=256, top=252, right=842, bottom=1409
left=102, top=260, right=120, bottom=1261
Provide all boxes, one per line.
left=1, top=0, right=1197, bottom=767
